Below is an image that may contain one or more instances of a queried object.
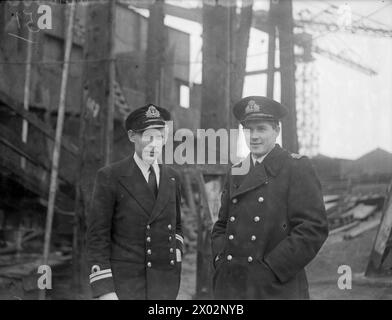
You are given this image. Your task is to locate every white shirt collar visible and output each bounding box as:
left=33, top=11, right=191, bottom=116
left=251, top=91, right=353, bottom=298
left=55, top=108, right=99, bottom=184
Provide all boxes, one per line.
left=251, top=150, right=271, bottom=166
left=133, top=152, right=160, bottom=186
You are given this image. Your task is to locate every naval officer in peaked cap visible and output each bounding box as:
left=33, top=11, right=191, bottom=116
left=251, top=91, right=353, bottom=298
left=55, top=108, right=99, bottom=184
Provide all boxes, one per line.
left=86, top=104, right=184, bottom=300
left=211, top=96, right=328, bottom=299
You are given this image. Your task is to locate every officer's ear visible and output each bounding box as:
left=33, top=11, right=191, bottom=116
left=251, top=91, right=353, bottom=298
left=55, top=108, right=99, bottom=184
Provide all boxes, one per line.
left=275, top=124, right=281, bottom=135
left=128, top=130, right=137, bottom=143
left=273, top=122, right=281, bottom=135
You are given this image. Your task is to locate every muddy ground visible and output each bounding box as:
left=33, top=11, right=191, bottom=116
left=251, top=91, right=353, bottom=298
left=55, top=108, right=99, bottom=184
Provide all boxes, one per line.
left=1, top=227, right=391, bottom=299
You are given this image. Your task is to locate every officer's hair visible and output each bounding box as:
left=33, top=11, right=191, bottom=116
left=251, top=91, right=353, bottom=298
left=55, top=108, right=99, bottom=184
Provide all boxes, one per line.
left=271, top=121, right=280, bottom=130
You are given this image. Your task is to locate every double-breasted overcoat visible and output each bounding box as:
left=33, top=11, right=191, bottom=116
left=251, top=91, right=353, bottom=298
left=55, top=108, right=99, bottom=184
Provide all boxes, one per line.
left=211, top=144, right=328, bottom=299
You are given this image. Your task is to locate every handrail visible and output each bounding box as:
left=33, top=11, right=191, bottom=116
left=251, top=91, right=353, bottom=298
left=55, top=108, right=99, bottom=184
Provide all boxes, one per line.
left=0, top=123, right=73, bottom=186
left=0, top=90, right=79, bottom=157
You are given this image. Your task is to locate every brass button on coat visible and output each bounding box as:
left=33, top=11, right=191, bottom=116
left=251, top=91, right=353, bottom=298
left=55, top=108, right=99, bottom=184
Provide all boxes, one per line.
left=232, top=198, right=238, bottom=204
left=147, top=249, right=152, bottom=255
left=248, top=256, right=253, bottom=263
left=254, top=216, right=260, bottom=222
left=147, top=262, right=152, bottom=268
left=146, top=236, right=151, bottom=242
left=227, top=255, right=233, bottom=261
left=258, top=197, right=264, bottom=203
left=228, top=234, right=234, bottom=240
left=251, top=235, right=256, bottom=241
left=230, top=216, right=235, bottom=222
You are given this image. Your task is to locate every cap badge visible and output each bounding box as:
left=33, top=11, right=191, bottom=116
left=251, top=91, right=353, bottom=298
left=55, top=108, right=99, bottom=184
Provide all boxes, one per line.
left=245, top=100, right=261, bottom=114
left=146, top=105, right=160, bottom=118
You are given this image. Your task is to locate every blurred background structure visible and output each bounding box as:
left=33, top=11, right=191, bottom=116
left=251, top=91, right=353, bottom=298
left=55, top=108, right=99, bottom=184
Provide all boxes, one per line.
left=0, top=0, right=392, bottom=299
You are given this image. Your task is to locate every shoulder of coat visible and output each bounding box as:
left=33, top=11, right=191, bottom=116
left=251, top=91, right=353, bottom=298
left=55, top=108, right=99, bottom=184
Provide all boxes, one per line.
left=290, top=152, right=306, bottom=160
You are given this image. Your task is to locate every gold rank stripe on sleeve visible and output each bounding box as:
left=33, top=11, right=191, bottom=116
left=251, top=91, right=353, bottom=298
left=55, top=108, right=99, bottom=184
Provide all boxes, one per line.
left=175, top=234, right=184, bottom=244
left=89, top=268, right=113, bottom=283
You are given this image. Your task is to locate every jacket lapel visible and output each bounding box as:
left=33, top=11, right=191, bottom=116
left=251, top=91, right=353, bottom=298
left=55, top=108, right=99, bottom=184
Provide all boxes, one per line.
left=230, top=144, right=286, bottom=199
left=231, top=156, right=268, bottom=199
left=148, top=164, right=173, bottom=223
left=263, top=144, right=287, bottom=178
left=118, top=156, right=155, bottom=217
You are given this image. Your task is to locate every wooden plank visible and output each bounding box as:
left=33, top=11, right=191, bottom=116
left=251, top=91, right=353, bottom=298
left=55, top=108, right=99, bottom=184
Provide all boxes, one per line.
left=329, top=220, right=360, bottom=235
left=0, top=90, right=78, bottom=157
left=0, top=154, right=73, bottom=209
left=41, top=1, right=76, bottom=300
left=21, top=31, right=34, bottom=170
left=324, top=202, right=338, bottom=212
left=352, top=204, right=377, bottom=220
left=0, top=124, right=73, bottom=185
left=366, top=182, right=392, bottom=276
left=324, top=195, right=340, bottom=203
left=343, top=218, right=380, bottom=240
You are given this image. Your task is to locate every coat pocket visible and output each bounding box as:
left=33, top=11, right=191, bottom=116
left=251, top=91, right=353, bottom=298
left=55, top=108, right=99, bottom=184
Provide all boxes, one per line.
left=256, top=258, right=280, bottom=283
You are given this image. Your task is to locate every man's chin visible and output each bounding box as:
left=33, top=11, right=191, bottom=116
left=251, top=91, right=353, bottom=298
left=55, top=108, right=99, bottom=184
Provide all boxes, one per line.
left=142, top=153, right=161, bottom=163
left=250, top=148, right=267, bottom=158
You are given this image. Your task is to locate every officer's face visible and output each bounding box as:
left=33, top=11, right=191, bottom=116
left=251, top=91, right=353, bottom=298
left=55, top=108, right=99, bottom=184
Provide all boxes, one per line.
left=243, top=120, right=280, bottom=158
left=129, top=127, right=166, bottom=163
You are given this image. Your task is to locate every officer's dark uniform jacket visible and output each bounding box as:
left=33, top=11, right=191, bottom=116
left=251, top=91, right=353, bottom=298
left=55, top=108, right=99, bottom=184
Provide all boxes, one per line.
left=211, top=144, right=328, bottom=299
left=86, top=156, right=183, bottom=299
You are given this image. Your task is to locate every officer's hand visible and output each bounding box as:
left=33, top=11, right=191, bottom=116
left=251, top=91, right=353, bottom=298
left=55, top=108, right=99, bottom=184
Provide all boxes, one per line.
left=98, top=292, right=119, bottom=300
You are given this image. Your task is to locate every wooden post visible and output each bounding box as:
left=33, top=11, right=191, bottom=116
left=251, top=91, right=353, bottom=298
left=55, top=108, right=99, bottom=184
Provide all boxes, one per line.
left=105, top=0, right=116, bottom=166
left=366, top=182, right=392, bottom=276
left=229, top=1, right=253, bottom=163
left=184, top=169, right=214, bottom=299
left=21, top=31, right=33, bottom=169
left=226, top=5, right=232, bottom=133
left=73, top=0, right=113, bottom=296
left=201, top=2, right=230, bottom=131
left=40, top=1, right=76, bottom=300
left=276, top=0, right=298, bottom=153
left=182, top=170, right=199, bottom=298
left=194, top=170, right=214, bottom=299
left=72, top=86, right=87, bottom=294
left=267, top=0, right=277, bottom=99
left=230, top=0, right=253, bottom=115
left=145, top=0, right=166, bottom=104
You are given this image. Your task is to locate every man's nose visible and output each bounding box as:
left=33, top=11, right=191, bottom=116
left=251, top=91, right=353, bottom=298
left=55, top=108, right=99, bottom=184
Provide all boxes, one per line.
left=250, top=132, right=259, bottom=141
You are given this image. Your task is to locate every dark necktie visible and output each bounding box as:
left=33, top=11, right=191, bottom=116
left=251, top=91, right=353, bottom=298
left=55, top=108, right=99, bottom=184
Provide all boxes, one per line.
left=251, top=159, right=262, bottom=170
left=148, top=166, right=158, bottom=198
